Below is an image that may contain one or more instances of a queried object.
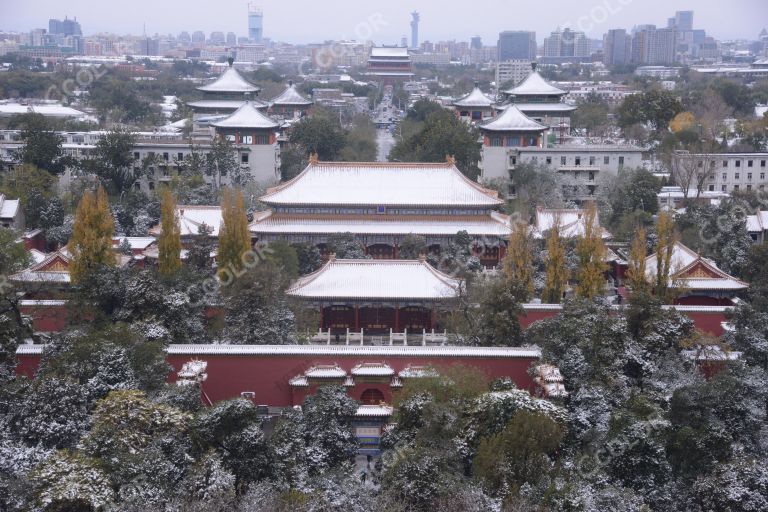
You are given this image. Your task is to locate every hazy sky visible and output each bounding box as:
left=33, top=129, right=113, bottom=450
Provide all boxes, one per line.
left=1, top=0, right=766, bottom=44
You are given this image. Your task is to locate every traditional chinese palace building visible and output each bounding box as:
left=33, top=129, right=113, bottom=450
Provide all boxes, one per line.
left=366, top=46, right=414, bottom=83
left=499, top=64, right=576, bottom=142
left=286, top=257, right=461, bottom=335
left=210, top=100, right=281, bottom=184
left=452, top=83, right=496, bottom=122
left=268, top=80, right=313, bottom=121
left=644, top=241, right=748, bottom=306
left=249, top=159, right=512, bottom=266
left=188, top=64, right=268, bottom=117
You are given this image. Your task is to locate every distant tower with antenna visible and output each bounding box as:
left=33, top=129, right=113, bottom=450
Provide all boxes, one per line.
left=410, top=11, right=420, bottom=49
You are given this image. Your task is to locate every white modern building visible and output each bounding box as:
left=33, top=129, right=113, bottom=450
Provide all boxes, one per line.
left=672, top=152, right=768, bottom=194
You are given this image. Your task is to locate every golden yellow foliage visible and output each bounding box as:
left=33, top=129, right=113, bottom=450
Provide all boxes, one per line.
left=575, top=203, right=608, bottom=300
left=669, top=111, right=696, bottom=133
left=542, top=216, right=568, bottom=304
left=502, top=220, right=535, bottom=301
left=158, top=188, right=182, bottom=277
left=69, top=186, right=115, bottom=284
left=217, top=188, right=251, bottom=278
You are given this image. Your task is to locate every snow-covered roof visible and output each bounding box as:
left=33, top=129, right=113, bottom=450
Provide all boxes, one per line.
left=0, top=102, right=87, bottom=118
left=644, top=241, right=748, bottom=291
left=28, top=249, right=47, bottom=264
left=270, top=81, right=313, bottom=106
left=289, top=375, right=309, bottom=387
left=505, top=102, right=577, bottom=113
left=177, top=359, right=208, bottom=381
left=504, top=70, right=567, bottom=96
left=682, top=346, right=742, bottom=361
left=453, top=86, right=495, bottom=108
left=187, top=99, right=269, bottom=110
left=149, top=205, right=222, bottom=237
left=355, top=405, right=394, bottom=417
left=304, top=364, right=347, bottom=378
left=351, top=362, right=395, bottom=376
left=210, top=101, right=279, bottom=129
left=286, top=258, right=461, bottom=301
left=112, top=236, right=156, bottom=250
left=370, top=47, right=410, bottom=58
left=746, top=211, right=768, bottom=233
left=259, top=161, right=503, bottom=208
left=532, top=207, right=612, bottom=239
left=480, top=104, right=547, bottom=132
left=197, top=66, right=260, bottom=93
left=533, top=364, right=568, bottom=398
left=249, top=210, right=512, bottom=237
left=0, top=194, right=20, bottom=220
left=10, top=249, right=72, bottom=284
left=18, top=343, right=540, bottom=359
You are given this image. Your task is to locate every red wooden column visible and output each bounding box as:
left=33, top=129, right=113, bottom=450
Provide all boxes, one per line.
left=430, top=308, right=437, bottom=330
left=319, top=304, right=324, bottom=330
left=394, top=306, right=400, bottom=332
left=354, top=305, right=360, bottom=331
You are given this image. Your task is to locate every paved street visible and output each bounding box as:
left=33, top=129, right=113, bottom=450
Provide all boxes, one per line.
left=376, top=128, right=395, bottom=162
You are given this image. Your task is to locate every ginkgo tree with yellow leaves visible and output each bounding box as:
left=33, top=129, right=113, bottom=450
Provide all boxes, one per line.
left=574, top=203, right=608, bottom=300
left=69, top=186, right=115, bottom=284
left=217, top=188, right=252, bottom=278
left=157, top=188, right=182, bottom=277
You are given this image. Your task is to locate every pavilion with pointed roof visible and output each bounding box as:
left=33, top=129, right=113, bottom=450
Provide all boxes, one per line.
left=499, top=63, right=577, bottom=142
left=187, top=64, right=268, bottom=116
left=479, top=104, right=547, bottom=150
left=249, top=159, right=512, bottom=266
left=268, top=80, right=313, bottom=120
left=643, top=241, right=748, bottom=306
left=452, top=84, right=496, bottom=121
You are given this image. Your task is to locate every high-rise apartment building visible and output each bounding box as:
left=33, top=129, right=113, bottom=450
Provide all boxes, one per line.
left=603, top=29, right=631, bottom=66
left=631, top=25, right=676, bottom=65
left=543, top=28, right=589, bottom=57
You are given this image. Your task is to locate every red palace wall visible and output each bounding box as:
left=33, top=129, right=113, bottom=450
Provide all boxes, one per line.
left=518, top=305, right=729, bottom=337
left=15, top=349, right=539, bottom=407
left=166, top=352, right=538, bottom=407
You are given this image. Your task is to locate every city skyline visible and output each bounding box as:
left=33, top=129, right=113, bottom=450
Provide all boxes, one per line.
left=1, top=0, right=766, bottom=45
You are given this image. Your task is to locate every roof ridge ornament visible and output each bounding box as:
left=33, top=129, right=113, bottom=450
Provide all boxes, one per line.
left=309, top=152, right=319, bottom=165
left=445, top=154, right=456, bottom=166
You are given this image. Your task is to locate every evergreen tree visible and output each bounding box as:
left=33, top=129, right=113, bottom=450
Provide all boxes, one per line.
left=158, top=188, right=182, bottom=277
left=217, top=188, right=251, bottom=277
left=69, top=186, right=115, bottom=284
left=626, top=224, right=650, bottom=294
left=542, top=219, right=568, bottom=304
left=187, top=223, right=215, bottom=273
left=575, top=203, right=608, bottom=299
left=503, top=221, right=534, bottom=301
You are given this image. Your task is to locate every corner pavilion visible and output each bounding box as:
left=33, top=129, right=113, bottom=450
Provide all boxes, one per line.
left=249, top=159, right=513, bottom=267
